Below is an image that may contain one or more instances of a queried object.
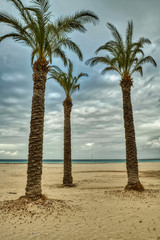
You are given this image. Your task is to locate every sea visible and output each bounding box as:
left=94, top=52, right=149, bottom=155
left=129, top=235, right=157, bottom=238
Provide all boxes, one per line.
left=0, top=159, right=160, bottom=164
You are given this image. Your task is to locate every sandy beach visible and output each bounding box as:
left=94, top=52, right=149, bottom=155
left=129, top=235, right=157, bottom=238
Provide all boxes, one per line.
left=0, top=162, right=160, bottom=240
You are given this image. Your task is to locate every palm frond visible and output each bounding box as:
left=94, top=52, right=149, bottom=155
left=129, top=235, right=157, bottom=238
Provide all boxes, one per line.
left=55, top=10, right=99, bottom=34
left=132, top=66, right=143, bottom=76
left=32, top=0, right=51, bottom=14
left=125, top=20, right=133, bottom=48
left=46, top=23, right=59, bottom=39
left=0, top=32, right=21, bottom=42
left=130, top=56, right=157, bottom=75
left=87, top=20, right=156, bottom=79
left=60, top=38, right=83, bottom=60
left=31, top=50, right=36, bottom=66
left=86, top=56, right=117, bottom=69
left=50, top=65, right=63, bottom=73
left=136, top=56, right=157, bottom=67
left=125, top=20, right=133, bottom=72
left=53, top=48, right=68, bottom=66
left=101, top=67, right=116, bottom=75
left=6, top=0, right=31, bottom=24
left=77, top=72, right=88, bottom=80
left=137, top=37, right=151, bottom=46
left=55, top=17, right=86, bottom=34
left=86, top=56, right=122, bottom=74
left=72, top=10, right=99, bottom=25
left=95, top=42, right=117, bottom=55
left=1, top=0, right=98, bottom=66
left=0, top=12, right=24, bottom=32
left=107, top=22, right=124, bottom=52
left=70, top=83, right=80, bottom=95
left=49, top=60, right=88, bottom=97
left=68, top=60, right=73, bottom=79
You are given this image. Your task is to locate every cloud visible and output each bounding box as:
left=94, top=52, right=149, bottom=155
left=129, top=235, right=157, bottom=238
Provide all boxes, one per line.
left=81, top=143, right=94, bottom=151
left=0, top=149, right=18, bottom=156
left=47, top=92, right=61, bottom=99
left=3, top=98, right=19, bottom=104
left=146, top=138, right=160, bottom=149
left=6, top=151, right=18, bottom=156
left=86, top=143, right=94, bottom=147
left=0, top=144, right=24, bottom=149
left=0, top=0, right=160, bottom=159
left=109, top=75, right=120, bottom=82
left=1, top=73, right=26, bottom=82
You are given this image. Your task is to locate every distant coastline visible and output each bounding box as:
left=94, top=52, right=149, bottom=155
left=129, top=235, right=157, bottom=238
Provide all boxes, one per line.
left=0, top=159, right=160, bottom=164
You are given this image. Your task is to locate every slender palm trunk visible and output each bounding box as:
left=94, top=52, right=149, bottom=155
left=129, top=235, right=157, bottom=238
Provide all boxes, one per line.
left=63, top=97, right=73, bottom=185
left=25, top=58, right=49, bottom=200
left=120, top=76, right=144, bottom=191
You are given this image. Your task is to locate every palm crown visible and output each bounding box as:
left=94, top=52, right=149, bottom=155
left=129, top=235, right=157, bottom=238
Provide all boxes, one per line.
left=0, top=0, right=99, bottom=65
left=86, top=21, right=156, bottom=77
left=49, top=60, right=88, bottom=97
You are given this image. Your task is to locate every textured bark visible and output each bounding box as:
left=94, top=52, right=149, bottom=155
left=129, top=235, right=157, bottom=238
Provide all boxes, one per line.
left=25, top=58, right=49, bottom=200
left=63, top=97, right=73, bottom=185
left=120, top=76, right=144, bottom=191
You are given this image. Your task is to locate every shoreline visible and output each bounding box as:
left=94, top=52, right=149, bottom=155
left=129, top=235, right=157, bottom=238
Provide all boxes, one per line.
left=0, top=159, right=160, bottom=164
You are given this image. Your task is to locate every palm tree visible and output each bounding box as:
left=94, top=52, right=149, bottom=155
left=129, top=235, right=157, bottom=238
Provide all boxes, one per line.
left=0, top=0, right=99, bottom=200
left=49, top=60, right=88, bottom=185
left=86, top=21, right=157, bottom=191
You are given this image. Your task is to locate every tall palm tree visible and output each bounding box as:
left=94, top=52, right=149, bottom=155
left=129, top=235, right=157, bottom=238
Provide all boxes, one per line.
left=0, top=0, right=99, bottom=200
left=49, top=60, right=88, bottom=185
left=86, top=21, right=157, bottom=191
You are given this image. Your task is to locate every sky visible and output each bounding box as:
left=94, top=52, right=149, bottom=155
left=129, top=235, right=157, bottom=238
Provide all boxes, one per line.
left=0, top=0, right=160, bottom=159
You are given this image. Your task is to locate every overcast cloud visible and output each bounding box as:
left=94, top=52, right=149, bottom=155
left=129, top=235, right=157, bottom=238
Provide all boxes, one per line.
left=0, top=0, right=160, bottom=159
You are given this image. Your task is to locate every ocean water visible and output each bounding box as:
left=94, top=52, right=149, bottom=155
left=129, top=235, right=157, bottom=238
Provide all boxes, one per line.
left=0, top=159, right=160, bottom=164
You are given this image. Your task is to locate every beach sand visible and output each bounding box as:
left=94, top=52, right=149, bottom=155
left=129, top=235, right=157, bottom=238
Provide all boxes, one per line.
left=0, top=162, right=160, bottom=240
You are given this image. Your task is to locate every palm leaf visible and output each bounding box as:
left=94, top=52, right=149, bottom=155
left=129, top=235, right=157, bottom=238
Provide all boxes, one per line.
left=133, top=66, right=143, bottom=76
left=1, top=0, right=98, bottom=66
left=55, top=10, right=99, bottom=34
left=49, top=60, right=88, bottom=97
left=86, top=20, right=156, bottom=79
left=107, top=22, right=124, bottom=53
left=68, top=60, right=73, bottom=79
left=59, top=38, right=83, bottom=60
left=101, top=67, right=116, bottom=75
left=52, top=48, right=68, bottom=66
left=77, top=72, right=88, bottom=80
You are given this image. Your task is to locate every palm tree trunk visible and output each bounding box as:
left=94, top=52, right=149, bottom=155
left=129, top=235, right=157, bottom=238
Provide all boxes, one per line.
left=25, top=58, right=49, bottom=200
left=63, top=97, right=73, bottom=185
left=120, top=76, right=144, bottom=191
